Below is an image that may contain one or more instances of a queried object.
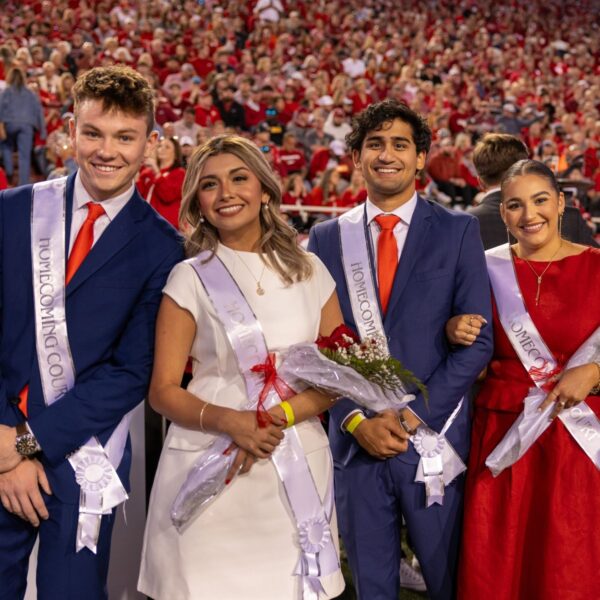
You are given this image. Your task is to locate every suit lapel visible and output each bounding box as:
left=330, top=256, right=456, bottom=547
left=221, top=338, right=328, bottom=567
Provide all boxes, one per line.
left=66, top=189, right=146, bottom=295
left=64, top=173, right=76, bottom=257
left=384, top=196, right=432, bottom=324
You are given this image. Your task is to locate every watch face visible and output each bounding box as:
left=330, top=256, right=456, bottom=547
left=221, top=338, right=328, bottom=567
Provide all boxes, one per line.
left=16, top=433, right=39, bottom=457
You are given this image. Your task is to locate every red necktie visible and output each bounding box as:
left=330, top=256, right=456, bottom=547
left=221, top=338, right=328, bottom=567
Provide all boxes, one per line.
left=375, top=214, right=401, bottom=315
left=65, top=202, right=106, bottom=285
left=18, top=203, right=105, bottom=417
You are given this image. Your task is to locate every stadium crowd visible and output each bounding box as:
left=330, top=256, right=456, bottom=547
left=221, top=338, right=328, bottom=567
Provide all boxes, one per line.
left=0, top=0, right=599, bottom=238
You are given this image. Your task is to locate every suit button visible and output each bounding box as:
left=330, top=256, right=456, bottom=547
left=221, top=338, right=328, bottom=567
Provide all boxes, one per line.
left=8, top=396, right=21, bottom=406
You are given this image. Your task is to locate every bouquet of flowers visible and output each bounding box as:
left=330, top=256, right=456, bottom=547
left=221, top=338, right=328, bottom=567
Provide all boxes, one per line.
left=279, top=324, right=427, bottom=413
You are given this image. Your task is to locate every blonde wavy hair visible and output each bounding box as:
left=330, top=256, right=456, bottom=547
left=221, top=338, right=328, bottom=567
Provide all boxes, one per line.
left=179, top=135, right=313, bottom=285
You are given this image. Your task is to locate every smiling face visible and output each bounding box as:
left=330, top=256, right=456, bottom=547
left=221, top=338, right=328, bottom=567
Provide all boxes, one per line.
left=70, top=99, right=157, bottom=201
left=353, top=118, right=426, bottom=210
left=157, top=137, right=176, bottom=169
left=196, top=152, right=268, bottom=250
left=501, top=173, right=565, bottom=256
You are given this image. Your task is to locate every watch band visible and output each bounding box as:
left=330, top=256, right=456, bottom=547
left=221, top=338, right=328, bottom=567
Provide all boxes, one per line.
left=398, top=413, right=418, bottom=436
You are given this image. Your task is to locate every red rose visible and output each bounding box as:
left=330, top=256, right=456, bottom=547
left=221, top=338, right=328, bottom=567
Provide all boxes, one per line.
left=316, top=324, right=359, bottom=351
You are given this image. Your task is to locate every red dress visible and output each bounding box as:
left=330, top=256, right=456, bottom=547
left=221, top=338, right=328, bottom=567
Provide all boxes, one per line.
left=459, top=248, right=600, bottom=600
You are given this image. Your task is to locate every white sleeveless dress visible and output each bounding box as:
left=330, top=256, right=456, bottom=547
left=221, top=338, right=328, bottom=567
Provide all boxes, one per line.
left=138, top=245, right=345, bottom=600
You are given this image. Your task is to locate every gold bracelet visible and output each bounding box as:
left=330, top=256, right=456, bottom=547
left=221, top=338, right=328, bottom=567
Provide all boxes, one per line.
left=345, top=412, right=366, bottom=435
left=280, top=400, right=295, bottom=428
left=199, top=402, right=209, bottom=432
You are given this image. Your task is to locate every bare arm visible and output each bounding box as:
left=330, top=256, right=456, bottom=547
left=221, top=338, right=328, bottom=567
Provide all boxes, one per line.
left=149, top=295, right=285, bottom=458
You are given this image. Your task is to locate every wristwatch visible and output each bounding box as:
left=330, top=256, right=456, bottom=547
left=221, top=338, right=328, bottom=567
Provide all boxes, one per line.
left=15, top=422, right=41, bottom=457
left=398, top=413, right=418, bottom=436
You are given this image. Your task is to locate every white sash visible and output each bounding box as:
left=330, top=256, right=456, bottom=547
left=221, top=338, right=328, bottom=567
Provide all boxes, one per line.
left=338, top=205, right=465, bottom=506
left=485, top=244, right=600, bottom=475
left=31, top=178, right=132, bottom=554
left=188, top=252, right=339, bottom=600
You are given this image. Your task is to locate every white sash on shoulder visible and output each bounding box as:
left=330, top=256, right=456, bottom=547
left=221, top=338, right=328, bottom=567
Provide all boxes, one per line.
left=485, top=244, right=600, bottom=476
left=338, top=205, right=465, bottom=506
left=187, top=252, right=339, bottom=600
left=31, top=178, right=131, bottom=554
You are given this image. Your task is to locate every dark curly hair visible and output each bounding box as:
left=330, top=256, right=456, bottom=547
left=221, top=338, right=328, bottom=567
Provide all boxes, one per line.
left=345, top=99, right=432, bottom=156
left=72, top=65, right=155, bottom=134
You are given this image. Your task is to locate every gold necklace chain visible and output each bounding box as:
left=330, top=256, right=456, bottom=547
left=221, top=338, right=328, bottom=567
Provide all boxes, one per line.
left=519, top=241, right=562, bottom=306
left=234, top=251, right=267, bottom=296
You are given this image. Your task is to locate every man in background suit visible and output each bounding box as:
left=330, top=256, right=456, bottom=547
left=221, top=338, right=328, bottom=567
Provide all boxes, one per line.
left=470, top=133, right=598, bottom=249
left=0, top=66, right=183, bottom=599
left=309, top=100, right=493, bottom=599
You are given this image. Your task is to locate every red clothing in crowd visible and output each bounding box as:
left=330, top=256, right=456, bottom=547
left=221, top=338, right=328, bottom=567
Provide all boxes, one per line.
left=278, top=148, right=306, bottom=174
left=195, top=105, right=222, bottom=127
left=137, top=166, right=186, bottom=229
left=0, top=167, right=8, bottom=190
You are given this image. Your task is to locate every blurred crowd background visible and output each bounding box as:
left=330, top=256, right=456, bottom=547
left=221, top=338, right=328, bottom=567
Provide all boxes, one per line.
left=0, top=0, right=598, bottom=241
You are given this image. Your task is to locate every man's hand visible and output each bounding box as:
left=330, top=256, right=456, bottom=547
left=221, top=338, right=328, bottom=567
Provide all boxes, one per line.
left=0, top=459, right=51, bottom=526
left=352, top=409, right=410, bottom=459
left=0, top=425, right=22, bottom=473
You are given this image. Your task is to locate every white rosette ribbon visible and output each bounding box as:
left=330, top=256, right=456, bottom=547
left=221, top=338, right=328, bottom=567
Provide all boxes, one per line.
left=413, top=401, right=467, bottom=507
left=295, top=516, right=333, bottom=600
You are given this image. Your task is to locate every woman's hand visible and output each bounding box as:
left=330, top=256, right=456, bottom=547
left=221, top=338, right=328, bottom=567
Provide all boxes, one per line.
left=224, top=446, right=257, bottom=484
left=540, top=363, right=600, bottom=419
left=218, top=409, right=285, bottom=459
left=446, top=314, right=487, bottom=346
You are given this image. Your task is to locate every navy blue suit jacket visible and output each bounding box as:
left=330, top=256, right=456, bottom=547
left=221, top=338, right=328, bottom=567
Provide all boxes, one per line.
left=0, top=173, right=184, bottom=502
left=309, top=197, right=494, bottom=467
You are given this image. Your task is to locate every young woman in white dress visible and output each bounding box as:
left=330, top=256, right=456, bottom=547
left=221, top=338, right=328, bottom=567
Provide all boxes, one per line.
left=138, top=135, right=346, bottom=600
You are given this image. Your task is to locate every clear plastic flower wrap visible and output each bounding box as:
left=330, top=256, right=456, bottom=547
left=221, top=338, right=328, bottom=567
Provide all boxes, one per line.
left=170, top=435, right=234, bottom=531
left=278, top=342, right=416, bottom=413
left=278, top=324, right=427, bottom=413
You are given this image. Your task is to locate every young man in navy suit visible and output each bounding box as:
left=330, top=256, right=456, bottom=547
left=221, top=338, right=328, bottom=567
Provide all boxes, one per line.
left=0, top=66, right=184, bottom=599
left=308, top=100, right=493, bottom=599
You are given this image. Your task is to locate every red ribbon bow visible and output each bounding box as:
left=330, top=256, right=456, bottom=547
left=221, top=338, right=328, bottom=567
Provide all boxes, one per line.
left=529, top=362, right=563, bottom=392
left=251, top=353, right=296, bottom=428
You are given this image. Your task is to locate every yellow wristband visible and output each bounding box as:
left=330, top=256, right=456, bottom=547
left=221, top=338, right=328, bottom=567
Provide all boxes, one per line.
left=280, top=400, right=295, bottom=428
left=345, top=412, right=366, bottom=435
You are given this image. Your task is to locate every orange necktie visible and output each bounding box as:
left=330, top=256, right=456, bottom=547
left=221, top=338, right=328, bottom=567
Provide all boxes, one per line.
left=375, top=214, right=401, bottom=315
left=65, top=202, right=106, bottom=285
left=18, top=203, right=106, bottom=416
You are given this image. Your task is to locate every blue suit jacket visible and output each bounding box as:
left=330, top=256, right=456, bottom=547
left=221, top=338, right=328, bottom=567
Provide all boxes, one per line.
left=309, top=197, right=493, bottom=467
left=0, top=173, right=184, bottom=501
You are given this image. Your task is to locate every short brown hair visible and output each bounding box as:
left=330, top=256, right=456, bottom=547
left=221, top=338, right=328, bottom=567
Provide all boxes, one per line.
left=473, top=133, right=529, bottom=187
left=72, top=65, right=155, bottom=134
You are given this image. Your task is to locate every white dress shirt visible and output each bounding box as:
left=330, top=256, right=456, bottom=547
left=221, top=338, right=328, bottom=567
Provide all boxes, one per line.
left=69, top=172, right=135, bottom=255
left=365, top=192, right=418, bottom=279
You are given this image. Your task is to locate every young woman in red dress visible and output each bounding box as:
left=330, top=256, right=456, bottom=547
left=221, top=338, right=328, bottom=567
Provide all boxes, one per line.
left=451, top=159, right=600, bottom=600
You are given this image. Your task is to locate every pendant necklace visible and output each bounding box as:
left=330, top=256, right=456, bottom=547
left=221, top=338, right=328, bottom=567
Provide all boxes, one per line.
left=235, top=251, right=267, bottom=296
left=520, top=241, right=562, bottom=306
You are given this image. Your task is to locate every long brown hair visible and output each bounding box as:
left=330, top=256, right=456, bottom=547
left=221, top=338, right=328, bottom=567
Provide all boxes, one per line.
left=179, top=135, right=313, bottom=285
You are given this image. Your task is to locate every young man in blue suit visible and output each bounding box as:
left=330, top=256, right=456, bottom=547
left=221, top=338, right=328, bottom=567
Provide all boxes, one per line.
left=0, top=66, right=184, bottom=599
left=308, top=100, right=493, bottom=599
